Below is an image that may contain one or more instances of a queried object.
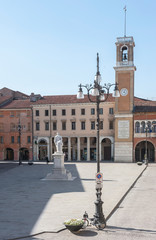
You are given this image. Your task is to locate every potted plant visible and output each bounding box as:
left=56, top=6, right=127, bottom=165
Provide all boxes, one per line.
left=64, top=219, right=84, bottom=232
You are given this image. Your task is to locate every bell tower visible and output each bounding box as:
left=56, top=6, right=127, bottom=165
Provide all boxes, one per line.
left=114, top=36, right=136, bottom=162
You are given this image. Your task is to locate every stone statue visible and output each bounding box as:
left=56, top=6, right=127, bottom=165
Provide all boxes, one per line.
left=54, top=133, right=63, bottom=153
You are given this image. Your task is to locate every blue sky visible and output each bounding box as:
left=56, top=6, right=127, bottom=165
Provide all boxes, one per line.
left=0, top=0, right=155, bottom=99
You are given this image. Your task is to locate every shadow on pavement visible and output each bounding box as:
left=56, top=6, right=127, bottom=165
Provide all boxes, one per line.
left=0, top=163, right=84, bottom=240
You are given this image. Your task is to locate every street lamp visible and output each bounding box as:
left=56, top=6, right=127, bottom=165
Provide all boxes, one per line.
left=18, top=119, right=22, bottom=165
left=77, top=53, right=120, bottom=229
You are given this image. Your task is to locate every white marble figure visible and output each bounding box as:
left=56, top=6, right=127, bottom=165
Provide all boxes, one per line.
left=54, top=133, right=63, bottom=153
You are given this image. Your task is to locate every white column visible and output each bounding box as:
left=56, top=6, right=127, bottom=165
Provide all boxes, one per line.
left=77, top=137, right=80, bottom=161
left=68, top=137, right=71, bottom=161
left=87, top=137, right=90, bottom=161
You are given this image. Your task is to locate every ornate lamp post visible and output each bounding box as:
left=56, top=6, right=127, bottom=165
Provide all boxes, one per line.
left=77, top=53, right=120, bottom=229
left=144, top=122, right=152, bottom=166
left=18, top=119, right=22, bottom=165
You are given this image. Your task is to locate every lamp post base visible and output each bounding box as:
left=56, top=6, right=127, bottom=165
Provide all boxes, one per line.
left=93, top=187, right=106, bottom=229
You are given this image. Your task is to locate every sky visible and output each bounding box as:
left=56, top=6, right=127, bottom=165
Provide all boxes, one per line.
left=0, top=0, right=156, bottom=100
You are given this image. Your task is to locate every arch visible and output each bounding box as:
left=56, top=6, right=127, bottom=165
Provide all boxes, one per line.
left=38, top=139, right=48, bottom=160
left=63, top=137, right=68, bottom=160
left=121, top=45, right=128, bottom=61
left=5, top=148, right=14, bottom=160
left=90, top=137, right=96, bottom=161
left=101, top=138, right=112, bottom=161
left=20, top=148, right=29, bottom=160
left=71, top=137, right=77, bottom=161
left=135, top=141, right=155, bottom=162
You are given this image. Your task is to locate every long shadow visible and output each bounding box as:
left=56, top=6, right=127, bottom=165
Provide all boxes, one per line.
left=107, top=225, right=156, bottom=234
left=0, top=163, right=84, bottom=240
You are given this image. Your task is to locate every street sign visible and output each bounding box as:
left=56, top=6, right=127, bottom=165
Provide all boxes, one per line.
left=96, top=172, right=103, bottom=183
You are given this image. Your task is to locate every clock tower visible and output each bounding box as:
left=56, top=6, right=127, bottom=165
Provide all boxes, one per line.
left=114, top=36, right=136, bottom=162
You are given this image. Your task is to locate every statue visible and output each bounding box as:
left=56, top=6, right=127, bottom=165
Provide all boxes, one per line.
left=54, top=133, right=63, bottom=153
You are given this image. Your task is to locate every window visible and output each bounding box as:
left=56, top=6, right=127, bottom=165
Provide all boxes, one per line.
left=17, top=136, right=21, bottom=143
left=36, top=110, right=39, bottom=116
left=109, top=121, right=114, bottom=130
left=53, top=121, right=57, bottom=130
left=122, top=46, right=128, bottom=61
left=91, top=121, right=95, bottom=130
left=62, top=109, right=66, bottom=116
left=109, top=108, right=114, bottom=115
left=36, top=122, right=40, bottom=131
left=45, top=110, right=49, bottom=116
left=11, top=136, right=14, bottom=143
left=0, top=136, right=3, bottom=144
left=152, top=121, right=156, bottom=133
left=28, top=123, right=31, bottom=131
left=16, top=111, right=20, bottom=117
left=81, top=121, right=85, bottom=130
left=27, top=136, right=31, bottom=143
left=71, top=109, right=75, bottom=115
left=135, top=122, right=140, bottom=133
left=62, top=121, right=66, bottom=130
left=0, top=111, right=3, bottom=117
left=71, top=121, right=76, bottom=130
left=53, top=109, right=57, bottom=116
left=100, top=121, right=103, bottom=130
left=91, top=108, right=95, bottom=115
left=0, top=123, right=4, bottom=132
left=81, top=109, right=85, bottom=115
left=141, top=121, right=145, bottom=133
left=45, top=122, right=49, bottom=131
left=10, top=112, right=14, bottom=117
left=99, top=108, right=103, bottom=115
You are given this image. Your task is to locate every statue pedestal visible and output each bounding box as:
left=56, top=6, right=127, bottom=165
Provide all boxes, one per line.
left=43, top=152, right=75, bottom=181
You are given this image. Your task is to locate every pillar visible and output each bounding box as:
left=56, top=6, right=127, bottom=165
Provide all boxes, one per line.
left=77, top=137, right=80, bottom=161
left=68, top=137, right=71, bottom=161
left=87, top=137, right=90, bottom=161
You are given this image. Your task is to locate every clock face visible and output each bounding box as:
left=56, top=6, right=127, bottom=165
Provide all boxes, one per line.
left=120, top=88, right=128, bottom=96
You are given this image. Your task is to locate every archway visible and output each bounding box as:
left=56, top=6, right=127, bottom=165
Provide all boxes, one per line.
left=63, top=137, right=68, bottom=161
left=20, top=148, right=29, bottom=160
left=90, top=137, right=96, bottom=161
left=6, top=148, right=14, bottom=160
left=101, top=138, right=112, bottom=161
left=38, top=139, right=47, bottom=160
left=135, top=141, right=155, bottom=162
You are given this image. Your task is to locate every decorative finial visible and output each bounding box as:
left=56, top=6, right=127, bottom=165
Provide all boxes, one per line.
left=97, top=53, right=99, bottom=74
left=123, top=5, right=127, bottom=37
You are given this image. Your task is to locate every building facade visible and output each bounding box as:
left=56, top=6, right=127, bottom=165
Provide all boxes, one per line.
left=0, top=99, right=33, bottom=161
left=0, top=35, right=156, bottom=163
left=32, top=95, right=115, bottom=161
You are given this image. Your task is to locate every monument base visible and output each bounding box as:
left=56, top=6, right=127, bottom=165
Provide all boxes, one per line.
left=42, top=152, right=75, bottom=181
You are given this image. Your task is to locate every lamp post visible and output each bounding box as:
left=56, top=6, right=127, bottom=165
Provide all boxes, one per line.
left=77, top=53, right=120, bottom=229
left=18, top=119, right=22, bottom=165
left=144, top=122, right=152, bottom=166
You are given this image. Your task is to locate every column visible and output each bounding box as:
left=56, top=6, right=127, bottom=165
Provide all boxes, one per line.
left=68, top=137, right=71, bottom=161
left=49, top=137, right=52, bottom=161
left=87, top=137, right=90, bottom=161
left=77, top=137, right=80, bottom=161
